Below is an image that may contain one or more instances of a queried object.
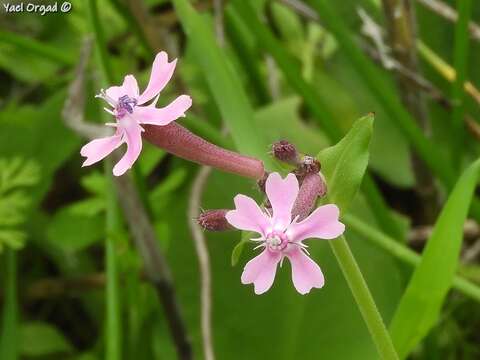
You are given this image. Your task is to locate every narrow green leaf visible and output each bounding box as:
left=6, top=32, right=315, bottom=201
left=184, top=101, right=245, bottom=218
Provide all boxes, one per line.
left=318, top=114, right=373, bottom=213
left=87, top=2, right=122, bottom=360
left=173, top=0, right=274, bottom=168
left=344, top=214, right=480, bottom=303
left=451, top=0, right=473, bottom=163
left=231, top=0, right=341, bottom=141
left=389, top=158, right=480, bottom=358
left=306, top=0, right=456, bottom=187
left=0, top=31, right=75, bottom=66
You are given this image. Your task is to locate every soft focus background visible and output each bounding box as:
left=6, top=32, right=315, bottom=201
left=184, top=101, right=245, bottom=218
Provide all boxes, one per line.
left=1, top=0, right=480, bottom=359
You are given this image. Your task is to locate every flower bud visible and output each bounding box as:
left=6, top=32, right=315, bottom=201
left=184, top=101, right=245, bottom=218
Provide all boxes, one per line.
left=295, top=155, right=321, bottom=180
left=197, top=209, right=233, bottom=231
left=271, top=140, right=299, bottom=165
left=291, top=173, right=327, bottom=221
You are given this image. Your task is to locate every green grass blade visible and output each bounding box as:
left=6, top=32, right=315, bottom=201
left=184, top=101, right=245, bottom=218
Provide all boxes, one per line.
left=344, top=214, right=480, bottom=303
left=105, top=163, right=122, bottom=360
left=451, top=0, right=473, bottom=164
left=389, top=158, right=480, bottom=359
left=87, top=2, right=122, bottom=359
left=0, top=31, right=75, bottom=66
left=224, top=8, right=271, bottom=105
left=172, top=0, right=274, bottom=168
left=306, top=0, right=456, bottom=187
left=0, top=250, right=18, bottom=360
left=231, top=0, right=341, bottom=141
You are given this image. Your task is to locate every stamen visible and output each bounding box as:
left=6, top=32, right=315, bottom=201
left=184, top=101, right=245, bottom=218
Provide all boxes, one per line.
left=95, top=89, right=117, bottom=107
left=104, top=108, right=115, bottom=115
left=253, top=243, right=266, bottom=251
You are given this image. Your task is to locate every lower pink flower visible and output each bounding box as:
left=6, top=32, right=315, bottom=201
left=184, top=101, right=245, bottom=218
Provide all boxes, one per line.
left=226, top=172, right=345, bottom=295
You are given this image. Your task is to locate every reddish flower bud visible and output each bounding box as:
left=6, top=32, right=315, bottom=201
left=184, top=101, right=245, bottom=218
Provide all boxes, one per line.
left=197, top=209, right=233, bottom=231
left=291, top=173, right=327, bottom=221
left=271, top=140, right=299, bottom=164
left=295, top=155, right=321, bottom=180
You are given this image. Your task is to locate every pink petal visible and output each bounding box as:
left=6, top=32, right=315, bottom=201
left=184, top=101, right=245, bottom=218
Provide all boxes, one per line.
left=112, top=120, right=144, bottom=176
left=287, top=204, right=345, bottom=242
left=287, top=248, right=324, bottom=294
left=105, top=75, right=139, bottom=101
left=225, top=195, right=271, bottom=235
left=80, top=134, right=123, bottom=167
left=265, top=173, right=299, bottom=230
left=241, top=249, right=282, bottom=295
left=137, top=52, right=177, bottom=105
left=135, top=95, right=192, bottom=126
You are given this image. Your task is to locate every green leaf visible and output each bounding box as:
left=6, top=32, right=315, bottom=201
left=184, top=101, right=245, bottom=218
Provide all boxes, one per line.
left=231, top=232, right=251, bottom=266
left=47, top=204, right=105, bottom=252
left=389, top=158, right=480, bottom=358
left=0, top=158, right=40, bottom=252
left=20, top=322, right=73, bottom=357
left=317, top=114, right=374, bottom=213
left=172, top=0, right=275, bottom=169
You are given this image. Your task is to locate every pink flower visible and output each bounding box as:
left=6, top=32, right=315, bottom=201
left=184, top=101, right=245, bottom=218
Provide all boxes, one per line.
left=80, top=52, right=192, bottom=176
left=226, top=172, right=345, bottom=295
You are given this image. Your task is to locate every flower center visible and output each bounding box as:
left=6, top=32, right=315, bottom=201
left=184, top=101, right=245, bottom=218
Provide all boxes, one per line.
left=116, top=95, right=137, bottom=118
left=265, top=231, right=289, bottom=252
left=95, top=90, right=138, bottom=120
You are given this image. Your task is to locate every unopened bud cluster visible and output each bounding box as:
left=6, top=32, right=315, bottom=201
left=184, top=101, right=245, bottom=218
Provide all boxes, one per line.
left=197, top=140, right=329, bottom=231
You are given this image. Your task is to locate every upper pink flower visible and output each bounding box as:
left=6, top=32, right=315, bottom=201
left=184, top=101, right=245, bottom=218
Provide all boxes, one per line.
left=80, top=51, right=192, bottom=176
left=226, top=172, right=345, bottom=295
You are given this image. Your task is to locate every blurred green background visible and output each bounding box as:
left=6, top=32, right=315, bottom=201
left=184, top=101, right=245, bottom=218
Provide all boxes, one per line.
left=1, top=0, right=480, bottom=359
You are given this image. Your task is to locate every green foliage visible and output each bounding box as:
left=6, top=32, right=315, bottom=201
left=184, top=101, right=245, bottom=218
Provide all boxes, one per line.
left=1, top=0, right=480, bottom=359
left=0, top=158, right=40, bottom=251
left=318, top=114, right=373, bottom=213
left=20, top=322, right=73, bottom=357
left=390, top=159, right=480, bottom=358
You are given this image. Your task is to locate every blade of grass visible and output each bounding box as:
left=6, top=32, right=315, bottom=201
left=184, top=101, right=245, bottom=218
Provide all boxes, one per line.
left=231, top=0, right=341, bottom=141
left=305, top=0, right=456, bottom=187
left=172, top=0, right=275, bottom=169
left=417, top=40, right=480, bottom=105
left=224, top=8, right=271, bottom=105
left=0, top=250, right=18, bottom=360
left=451, top=0, right=473, bottom=165
left=108, top=0, right=153, bottom=56
left=0, top=31, right=75, bottom=66
left=344, top=214, right=480, bottom=303
left=389, top=158, right=480, bottom=358
left=105, top=161, right=122, bottom=360
left=230, top=0, right=403, bottom=239
left=87, top=1, right=122, bottom=359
